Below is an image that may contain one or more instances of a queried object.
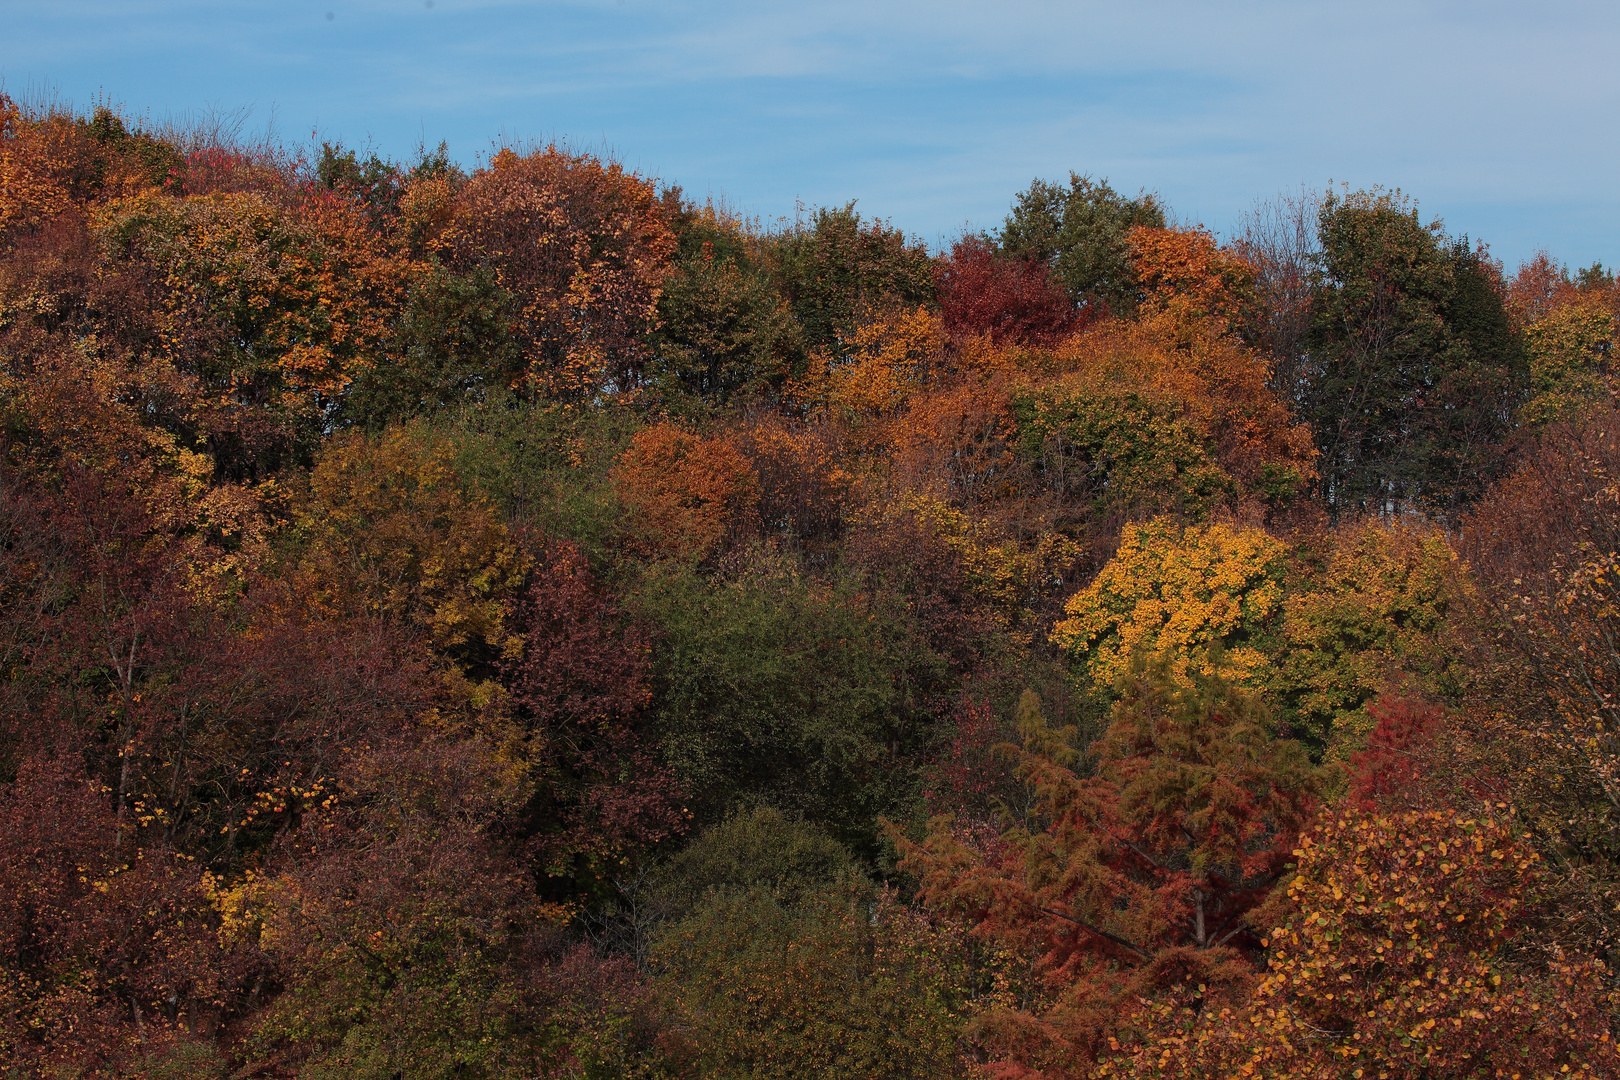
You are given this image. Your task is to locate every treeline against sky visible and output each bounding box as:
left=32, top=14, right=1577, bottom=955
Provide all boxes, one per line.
left=4, top=95, right=1620, bottom=1079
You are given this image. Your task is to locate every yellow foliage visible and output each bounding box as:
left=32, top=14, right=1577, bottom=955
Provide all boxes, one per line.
left=292, top=425, right=529, bottom=659
left=800, top=305, right=946, bottom=420
left=1053, top=517, right=1288, bottom=688
left=1100, top=810, right=1620, bottom=1078
left=879, top=491, right=1079, bottom=630
left=1278, top=520, right=1468, bottom=754
left=1520, top=298, right=1615, bottom=424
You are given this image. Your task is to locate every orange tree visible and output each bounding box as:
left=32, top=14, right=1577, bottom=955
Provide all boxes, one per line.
left=436, top=145, right=675, bottom=401
left=1103, top=809, right=1620, bottom=1079
left=95, top=184, right=406, bottom=470
left=896, top=667, right=1319, bottom=1077
left=610, top=421, right=759, bottom=562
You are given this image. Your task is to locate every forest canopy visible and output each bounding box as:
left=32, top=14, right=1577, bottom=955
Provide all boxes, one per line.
left=3, top=95, right=1620, bottom=1080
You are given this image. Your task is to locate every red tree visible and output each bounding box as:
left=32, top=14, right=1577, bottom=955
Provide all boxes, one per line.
left=935, top=235, right=1075, bottom=346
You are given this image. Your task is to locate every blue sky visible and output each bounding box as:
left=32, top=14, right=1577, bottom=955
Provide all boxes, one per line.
left=4, top=0, right=1616, bottom=270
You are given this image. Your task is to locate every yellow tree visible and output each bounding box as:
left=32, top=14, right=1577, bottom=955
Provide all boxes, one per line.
left=1052, top=518, right=1289, bottom=691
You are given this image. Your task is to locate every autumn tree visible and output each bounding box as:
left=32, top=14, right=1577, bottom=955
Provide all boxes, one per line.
left=999, top=173, right=1164, bottom=315
left=1458, top=406, right=1620, bottom=957
left=0, top=757, right=248, bottom=1077
left=898, top=670, right=1318, bottom=1077
left=1106, top=810, right=1620, bottom=1080
left=436, top=145, right=676, bottom=401
left=95, top=183, right=406, bottom=474
left=504, top=538, right=684, bottom=889
left=1052, top=518, right=1290, bottom=692
left=610, top=421, right=760, bottom=562
left=935, top=233, right=1075, bottom=346
left=1275, top=520, right=1470, bottom=756
left=1519, top=294, right=1615, bottom=424
left=288, top=423, right=529, bottom=687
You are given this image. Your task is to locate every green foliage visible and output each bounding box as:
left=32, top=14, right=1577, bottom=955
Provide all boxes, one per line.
left=342, top=264, right=521, bottom=428
left=78, top=105, right=185, bottom=192
left=449, top=401, right=640, bottom=565
left=764, top=203, right=935, bottom=358
left=1305, top=189, right=1526, bottom=516
left=653, top=883, right=971, bottom=1080
left=9, top=90, right=1619, bottom=1080
left=631, top=552, right=947, bottom=853
left=1519, top=299, right=1615, bottom=424
left=1013, top=386, right=1235, bottom=520
left=650, top=193, right=803, bottom=404
left=1275, top=521, right=1468, bottom=757
left=650, top=805, right=860, bottom=913
left=998, top=173, right=1165, bottom=313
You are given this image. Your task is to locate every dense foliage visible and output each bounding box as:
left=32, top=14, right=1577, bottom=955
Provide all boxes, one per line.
left=3, top=96, right=1619, bottom=1079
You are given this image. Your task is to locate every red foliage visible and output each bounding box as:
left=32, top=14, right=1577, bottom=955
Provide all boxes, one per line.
left=1346, top=695, right=1447, bottom=811
left=506, top=539, right=686, bottom=878
left=0, top=757, right=259, bottom=1073
left=921, top=695, right=1005, bottom=816
left=935, top=235, right=1075, bottom=346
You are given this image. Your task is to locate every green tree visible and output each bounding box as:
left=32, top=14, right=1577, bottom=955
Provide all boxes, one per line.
left=1012, top=386, right=1236, bottom=522
left=631, top=553, right=947, bottom=853
left=764, top=203, right=935, bottom=359
left=1304, top=189, right=1526, bottom=517
left=340, top=264, right=520, bottom=429
left=652, top=809, right=972, bottom=1080
left=648, top=191, right=803, bottom=405
left=998, top=173, right=1165, bottom=314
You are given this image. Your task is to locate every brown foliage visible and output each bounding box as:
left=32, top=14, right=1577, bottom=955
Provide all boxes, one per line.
left=1458, top=407, right=1620, bottom=955
left=898, top=673, right=1319, bottom=1077
left=731, top=413, right=852, bottom=548
left=612, top=421, right=760, bottom=561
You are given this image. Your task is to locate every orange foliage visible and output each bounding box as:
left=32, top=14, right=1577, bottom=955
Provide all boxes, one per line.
left=732, top=414, right=852, bottom=546
left=1505, top=251, right=1582, bottom=329
left=612, top=422, right=760, bottom=561
left=96, top=185, right=406, bottom=411
left=793, top=304, right=946, bottom=420
left=887, top=378, right=1018, bottom=505
left=1104, top=810, right=1620, bottom=1079
left=0, top=97, right=172, bottom=236
left=438, top=145, right=676, bottom=400
left=1127, top=225, right=1258, bottom=331
left=1055, top=312, right=1315, bottom=492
